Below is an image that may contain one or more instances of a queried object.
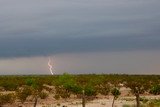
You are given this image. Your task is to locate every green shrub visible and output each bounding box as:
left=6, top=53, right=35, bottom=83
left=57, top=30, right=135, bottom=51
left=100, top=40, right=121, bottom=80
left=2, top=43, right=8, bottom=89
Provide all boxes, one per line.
left=111, top=88, right=121, bottom=99
left=64, top=83, right=82, bottom=95
left=56, top=73, right=83, bottom=96
left=25, top=78, right=35, bottom=86
left=84, top=85, right=96, bottom=96
left=1, top=82, right=18, bottom=91
left=25, top=78, right=43, bottom=91
left=150, top=85, right=160, bottom=95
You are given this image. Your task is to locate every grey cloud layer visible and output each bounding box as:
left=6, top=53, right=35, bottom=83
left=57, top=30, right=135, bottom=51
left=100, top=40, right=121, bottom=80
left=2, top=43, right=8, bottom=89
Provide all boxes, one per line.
left=0, top=35, right=160, bottom=58
left=0, top=0, right=160, bottom=58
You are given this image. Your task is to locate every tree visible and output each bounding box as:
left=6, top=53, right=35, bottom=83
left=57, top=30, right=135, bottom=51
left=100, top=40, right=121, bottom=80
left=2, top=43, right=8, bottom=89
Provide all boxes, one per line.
left=25, top=78, right=44, bottom=107
left=111, top=87, right=121, bottom=107
left=82, top=90, right=85, bottom=107
left=124, top=76, right=150, bottom=107
left=95, top=76, right=110, bottom=96
left=55, top=73, right=77, bottom=99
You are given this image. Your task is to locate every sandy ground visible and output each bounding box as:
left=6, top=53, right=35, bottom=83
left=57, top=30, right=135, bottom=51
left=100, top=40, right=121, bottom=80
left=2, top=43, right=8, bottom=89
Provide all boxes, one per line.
left=5, top=98, right=133, bottom=107
left=1, top=87, right=160, bottom=107
left=9, top=95, right=159, bottom=107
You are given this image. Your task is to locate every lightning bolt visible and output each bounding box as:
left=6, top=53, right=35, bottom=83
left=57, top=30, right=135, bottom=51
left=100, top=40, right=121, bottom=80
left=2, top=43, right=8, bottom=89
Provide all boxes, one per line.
left=48, top=57, right=54, bottom=75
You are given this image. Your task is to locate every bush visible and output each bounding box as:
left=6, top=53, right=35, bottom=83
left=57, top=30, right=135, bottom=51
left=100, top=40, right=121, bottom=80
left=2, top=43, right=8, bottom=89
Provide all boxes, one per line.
left=96, top=84, right=110, bottom=96
left=1, top=82, right=18, bottom=91
left=16, top=86, right=33, bottom=103
left=64, top=83, right=82, bottom=95
left=25, top=78, right=35, bottom=86
left=111, top=88, right=121, bottom=99
left=39, top=92, right=48, bottom=99
left=55, top=86, right=71, bottom=99
left=0, top=93, right=16, bottom=105
left=25, top=78, right=43, bottom=91
left=84, top=85, right=96, bottom=96
left=150, top=85, right=160, bottom=95
left=56, top=73, right=83, bottom=97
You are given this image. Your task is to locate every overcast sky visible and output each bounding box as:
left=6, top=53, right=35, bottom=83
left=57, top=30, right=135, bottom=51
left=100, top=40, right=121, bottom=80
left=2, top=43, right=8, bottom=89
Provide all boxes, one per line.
left=0, top=0, right=160, bottom=75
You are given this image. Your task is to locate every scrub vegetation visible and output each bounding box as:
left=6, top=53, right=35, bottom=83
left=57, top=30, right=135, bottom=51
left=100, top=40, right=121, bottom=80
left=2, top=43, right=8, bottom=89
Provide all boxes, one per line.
left=0, top=74, right=160, bottom=107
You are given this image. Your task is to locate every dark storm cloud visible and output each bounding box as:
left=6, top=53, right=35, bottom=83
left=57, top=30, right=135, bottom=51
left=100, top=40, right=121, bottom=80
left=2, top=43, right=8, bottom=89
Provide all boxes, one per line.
left=0, top=0, right=160, bottom=58
left=0, top=35, right=160, bottom=58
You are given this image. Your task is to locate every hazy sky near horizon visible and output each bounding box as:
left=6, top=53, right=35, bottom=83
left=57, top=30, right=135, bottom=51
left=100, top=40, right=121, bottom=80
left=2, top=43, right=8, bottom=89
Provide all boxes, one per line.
left=0, top=0, right=160, bottom=74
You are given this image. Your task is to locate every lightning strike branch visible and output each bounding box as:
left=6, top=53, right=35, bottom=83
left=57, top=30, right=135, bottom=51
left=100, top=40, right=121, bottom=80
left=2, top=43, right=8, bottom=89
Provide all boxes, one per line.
left=48, top=57, right=54, bottom=75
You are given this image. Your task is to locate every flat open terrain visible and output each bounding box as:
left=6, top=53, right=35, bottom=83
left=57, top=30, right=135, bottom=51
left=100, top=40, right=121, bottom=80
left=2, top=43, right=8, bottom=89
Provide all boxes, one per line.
left=0, top=74, right=160, bottom=107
